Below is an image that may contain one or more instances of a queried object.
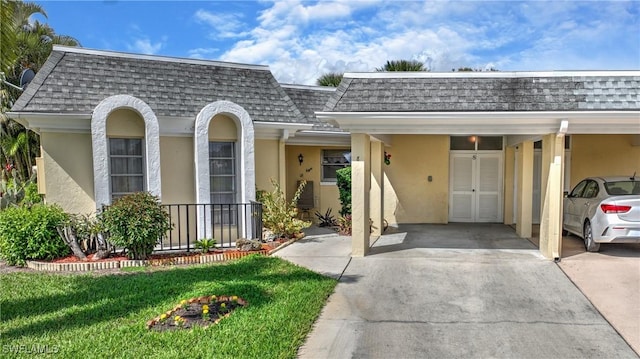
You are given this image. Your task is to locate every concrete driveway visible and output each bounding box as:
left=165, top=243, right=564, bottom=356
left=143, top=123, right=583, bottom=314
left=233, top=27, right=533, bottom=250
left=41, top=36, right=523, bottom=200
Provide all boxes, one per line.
left=275, top=224, right=638, bottom=358
left=556, top=235, right=640, bottom=354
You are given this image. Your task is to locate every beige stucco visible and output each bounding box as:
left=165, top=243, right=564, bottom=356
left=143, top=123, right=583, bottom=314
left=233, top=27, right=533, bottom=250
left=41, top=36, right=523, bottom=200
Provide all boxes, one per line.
left=351, top=133, right=371, bottom=256
left=208, top=114, right=237, bottom=141
left=285, top=145, right=345, bottom=220
left=370, top=141, right=384, bottom=236
left=539, top=133, right=565, bottom=259
left=160, top=136, right=195, bottom=204
left=570, top=134, right=640, bottom=187
left=255, top=139, right=280, bottom=192
left=516, top=141, right=534, bottom=238
left=41, top=132, right=95, bottom=214
left=503, top=146, right=516, bottom=225
left=105, top=109, right=145, bottom=137
left=383, top=135, right=449, bottom=225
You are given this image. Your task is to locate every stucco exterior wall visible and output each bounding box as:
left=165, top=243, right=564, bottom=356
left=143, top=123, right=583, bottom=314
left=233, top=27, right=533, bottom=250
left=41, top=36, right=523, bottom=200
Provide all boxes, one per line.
left=384, top=135, right=449, bottom=225
left=255, top=139, right=280, bottom=192
left=160, top=136, right=195, bottom=204
left=41, top=132, right=95, bottom=214
left=105, top=109, right=145, bottom=137
left=569, top=134, right=640, bottom=188
left=286, top=145, right=345, bottom=221
left=208, top=114, right=237, bottom=141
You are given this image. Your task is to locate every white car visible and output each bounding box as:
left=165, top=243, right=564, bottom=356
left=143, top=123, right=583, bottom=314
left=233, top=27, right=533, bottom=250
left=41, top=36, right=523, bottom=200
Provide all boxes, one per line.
left=563, top=176, right=640, bottom=252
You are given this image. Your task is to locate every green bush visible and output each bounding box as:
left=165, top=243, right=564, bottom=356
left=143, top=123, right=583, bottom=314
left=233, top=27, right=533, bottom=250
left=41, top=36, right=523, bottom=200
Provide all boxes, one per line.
left=99, top=192, right=172, bottom=260
left=260, top=179, right=311, bottom=238
left=0, top=204, right=70, bottom=265
left=336, top=166, right=351, bottom=216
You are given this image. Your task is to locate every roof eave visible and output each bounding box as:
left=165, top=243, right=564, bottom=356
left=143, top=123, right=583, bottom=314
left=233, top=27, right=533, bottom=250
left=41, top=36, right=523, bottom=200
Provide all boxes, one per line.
left=316, top=111, right=640, bottom=135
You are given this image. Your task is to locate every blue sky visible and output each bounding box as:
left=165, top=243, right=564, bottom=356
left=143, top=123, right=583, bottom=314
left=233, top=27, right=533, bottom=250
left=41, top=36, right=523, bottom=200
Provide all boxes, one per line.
left=36, top=0, right=640, bottom=85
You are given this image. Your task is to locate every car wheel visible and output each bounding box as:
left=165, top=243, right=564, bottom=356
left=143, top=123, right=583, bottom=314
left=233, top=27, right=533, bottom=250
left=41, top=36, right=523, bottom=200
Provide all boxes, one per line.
left=583, top=221, right=600, bottom=252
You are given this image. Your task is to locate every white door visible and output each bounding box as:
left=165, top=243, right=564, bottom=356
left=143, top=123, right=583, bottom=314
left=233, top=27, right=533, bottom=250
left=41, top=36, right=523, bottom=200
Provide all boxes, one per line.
left=450, top=153, right=503, bottom=222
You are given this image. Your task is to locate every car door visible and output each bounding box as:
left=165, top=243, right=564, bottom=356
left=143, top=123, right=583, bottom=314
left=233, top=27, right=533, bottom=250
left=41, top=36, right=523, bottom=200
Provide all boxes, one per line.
left=564, top=180, right=588, bottom=233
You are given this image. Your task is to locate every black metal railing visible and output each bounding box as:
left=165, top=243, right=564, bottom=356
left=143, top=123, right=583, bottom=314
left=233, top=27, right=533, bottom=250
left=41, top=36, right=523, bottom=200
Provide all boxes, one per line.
left=158, top=202, right=263, bottom=252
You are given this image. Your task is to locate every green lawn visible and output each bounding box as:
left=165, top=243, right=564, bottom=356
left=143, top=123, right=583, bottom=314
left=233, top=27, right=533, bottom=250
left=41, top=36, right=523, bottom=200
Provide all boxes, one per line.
left=0, top=255, right=337, bottom=358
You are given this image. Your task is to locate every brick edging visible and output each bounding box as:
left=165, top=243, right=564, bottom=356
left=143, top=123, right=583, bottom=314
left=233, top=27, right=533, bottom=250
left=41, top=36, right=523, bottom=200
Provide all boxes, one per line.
left=26, top=250, right=270, bottom=272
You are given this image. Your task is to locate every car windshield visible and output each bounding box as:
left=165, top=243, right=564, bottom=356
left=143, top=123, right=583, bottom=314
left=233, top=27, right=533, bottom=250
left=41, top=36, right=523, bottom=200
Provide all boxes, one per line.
left=603, top=180, right=640, bottom=195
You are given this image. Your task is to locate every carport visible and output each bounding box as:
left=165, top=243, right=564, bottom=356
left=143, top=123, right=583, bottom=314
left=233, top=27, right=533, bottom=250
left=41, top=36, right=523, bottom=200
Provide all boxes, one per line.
left=318, top=71, right=640, bottom=259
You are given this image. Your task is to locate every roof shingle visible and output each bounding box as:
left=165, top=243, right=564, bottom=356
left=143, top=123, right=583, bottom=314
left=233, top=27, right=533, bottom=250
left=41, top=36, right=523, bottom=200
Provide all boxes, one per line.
left=12, top=47, right=305, bottom=123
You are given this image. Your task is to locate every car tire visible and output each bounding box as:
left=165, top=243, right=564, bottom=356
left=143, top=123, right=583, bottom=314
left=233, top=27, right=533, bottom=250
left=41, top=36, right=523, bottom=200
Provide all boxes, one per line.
left=583, top=221, right=600, bottom=252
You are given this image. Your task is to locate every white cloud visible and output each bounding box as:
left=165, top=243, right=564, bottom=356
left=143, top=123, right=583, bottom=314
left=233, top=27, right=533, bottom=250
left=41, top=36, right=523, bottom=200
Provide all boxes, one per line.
left=194, top=9, right=249, bottom=39
left=191, top=0, right=639, bottom=84
left=127, top=37, right=164, bottom=55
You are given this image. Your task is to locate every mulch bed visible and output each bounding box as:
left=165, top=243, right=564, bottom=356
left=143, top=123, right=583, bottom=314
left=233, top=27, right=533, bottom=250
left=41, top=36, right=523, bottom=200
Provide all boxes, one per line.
left=147, top=295, right=247, bottom=331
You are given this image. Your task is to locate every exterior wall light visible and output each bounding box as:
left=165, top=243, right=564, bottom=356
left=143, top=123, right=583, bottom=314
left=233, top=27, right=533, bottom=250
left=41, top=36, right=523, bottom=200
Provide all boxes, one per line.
left=298, top=153, right=304, bottom=166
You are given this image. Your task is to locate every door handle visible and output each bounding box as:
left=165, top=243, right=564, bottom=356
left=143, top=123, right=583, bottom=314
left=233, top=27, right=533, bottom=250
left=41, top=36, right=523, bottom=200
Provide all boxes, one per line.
left=472, top=189, right=475, bottom=192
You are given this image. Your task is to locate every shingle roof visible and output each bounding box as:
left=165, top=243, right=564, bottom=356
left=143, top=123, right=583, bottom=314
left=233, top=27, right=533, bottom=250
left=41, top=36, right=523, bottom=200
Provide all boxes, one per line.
left=11, top=46, right=305, bottom=123
left=324, top=72, right=640, bottom=112
left=281, top=84, right=342, bottom=131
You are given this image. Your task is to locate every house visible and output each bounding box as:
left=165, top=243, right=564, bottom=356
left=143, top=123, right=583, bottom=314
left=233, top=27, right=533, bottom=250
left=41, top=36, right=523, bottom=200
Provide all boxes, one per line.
left=9, top=45, right=640, bottom=258
left=317, top=71, right=640, bottom=257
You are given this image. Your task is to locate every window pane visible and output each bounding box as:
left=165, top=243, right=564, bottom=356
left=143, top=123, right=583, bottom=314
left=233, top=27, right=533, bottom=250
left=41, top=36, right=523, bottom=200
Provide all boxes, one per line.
left=209, top=142, right=233, bottom=157
left=210, top=176, right=234, bottom=192
left=210, top=193, right=234, bottom=204
left=110, top=158, right=143, bottom=175
left=477, top=136, right=503, bottom=150
left=450, top=136, right=476, bottom=150
left=110, top=138, right=142, bottom=156
left=210, top=159, right=234, bottom=175
left=112, top=175, right=143, bottom=194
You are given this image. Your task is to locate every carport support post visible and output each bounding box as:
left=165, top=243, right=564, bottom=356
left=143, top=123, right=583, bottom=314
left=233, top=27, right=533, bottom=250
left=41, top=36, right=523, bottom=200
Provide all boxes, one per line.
left=370, top=140, right=384, bottom=237
left=539, top=133, right=565, bottom=259
left=351, top=133, right=371, bottom=257
left=516, top=140, right=534, bottom=238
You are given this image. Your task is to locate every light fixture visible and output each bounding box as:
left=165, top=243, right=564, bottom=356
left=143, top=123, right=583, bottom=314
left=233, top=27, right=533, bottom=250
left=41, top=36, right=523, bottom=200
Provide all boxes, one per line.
left=298, top=153, right=304, bottom=166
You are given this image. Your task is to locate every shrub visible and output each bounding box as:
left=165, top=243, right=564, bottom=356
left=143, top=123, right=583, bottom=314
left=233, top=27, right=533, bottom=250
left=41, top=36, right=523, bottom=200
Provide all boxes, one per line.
left=99, top=192, right=172, bottom=260
left=0, top=204, right=70, bottom=265
left=260, top=179, right=311, bottom=238
left=337, top=214, right=352, bottom=236
left=336, top=166, right=351, bottom=216
left=195, top=238, right=216, bottom=253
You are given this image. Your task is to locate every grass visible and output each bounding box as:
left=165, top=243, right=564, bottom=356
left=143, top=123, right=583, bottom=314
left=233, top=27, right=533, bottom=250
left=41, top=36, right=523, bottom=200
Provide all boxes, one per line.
left=0, top=255, right=337, bottom=358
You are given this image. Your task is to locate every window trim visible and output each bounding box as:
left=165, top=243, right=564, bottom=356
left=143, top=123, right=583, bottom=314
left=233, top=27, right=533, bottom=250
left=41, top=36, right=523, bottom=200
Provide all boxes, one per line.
left=91, top=95, right=161, bottom=210
left=321, top=149, right=351, bottom=182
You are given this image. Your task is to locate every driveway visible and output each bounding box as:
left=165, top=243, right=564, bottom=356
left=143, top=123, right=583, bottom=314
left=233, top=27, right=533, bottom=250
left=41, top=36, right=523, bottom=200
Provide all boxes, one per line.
left=275, top=224, right=638, bottom=358
left=556, top=235, right=640, bottom=354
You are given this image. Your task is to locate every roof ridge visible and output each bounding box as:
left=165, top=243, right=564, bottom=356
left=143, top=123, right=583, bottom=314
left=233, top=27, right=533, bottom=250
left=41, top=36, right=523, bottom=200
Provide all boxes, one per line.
left=53, top=45, right=270, bottom=71
left=343, top=70, right=640, bottom=79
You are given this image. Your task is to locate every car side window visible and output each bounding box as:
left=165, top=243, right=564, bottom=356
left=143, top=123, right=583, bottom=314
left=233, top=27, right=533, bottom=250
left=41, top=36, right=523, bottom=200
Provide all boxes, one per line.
left=582, top=181, right=599, bottom=198
left=569, top=180, right=588, bottom=198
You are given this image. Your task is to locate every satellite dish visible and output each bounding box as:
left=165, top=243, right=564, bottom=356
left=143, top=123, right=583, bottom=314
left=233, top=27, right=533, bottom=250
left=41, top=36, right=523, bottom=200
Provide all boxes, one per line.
left=20, top=68, right=35, bottom=89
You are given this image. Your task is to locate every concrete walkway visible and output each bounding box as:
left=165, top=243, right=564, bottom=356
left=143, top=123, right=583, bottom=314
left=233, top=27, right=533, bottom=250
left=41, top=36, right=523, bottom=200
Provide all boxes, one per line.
left=274, top=224, right=638, bottom=359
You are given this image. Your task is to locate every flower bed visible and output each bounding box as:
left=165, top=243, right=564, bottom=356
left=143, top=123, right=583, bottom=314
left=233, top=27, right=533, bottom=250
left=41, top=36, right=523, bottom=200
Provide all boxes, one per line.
left=26, top=246, right=276, bottom=272
left=147, top=295, right=247, bottom=331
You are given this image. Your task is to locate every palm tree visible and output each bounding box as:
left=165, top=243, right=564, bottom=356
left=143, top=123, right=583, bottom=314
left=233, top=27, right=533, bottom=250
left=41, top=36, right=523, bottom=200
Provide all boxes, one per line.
left=376, top=60, right=427, bottom=72
left=316, top=72, right=344, bottom=87
left=1, top=0, right=80, bottom=181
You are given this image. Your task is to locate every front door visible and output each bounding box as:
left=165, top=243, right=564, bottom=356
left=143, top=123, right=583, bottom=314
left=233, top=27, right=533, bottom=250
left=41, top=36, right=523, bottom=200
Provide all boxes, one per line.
left=449, top=152, right=503, bottom=222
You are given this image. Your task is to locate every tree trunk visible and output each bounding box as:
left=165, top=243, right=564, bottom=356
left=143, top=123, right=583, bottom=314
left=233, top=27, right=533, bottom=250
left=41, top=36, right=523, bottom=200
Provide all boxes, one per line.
left=92, top=233, right=112, bottom=260
left=57, top=226, right=87, bottom=260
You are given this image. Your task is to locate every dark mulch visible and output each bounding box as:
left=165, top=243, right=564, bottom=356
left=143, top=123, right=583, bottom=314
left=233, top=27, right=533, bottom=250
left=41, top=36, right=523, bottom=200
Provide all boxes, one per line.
left=147, top=295, right=247, bottom=332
